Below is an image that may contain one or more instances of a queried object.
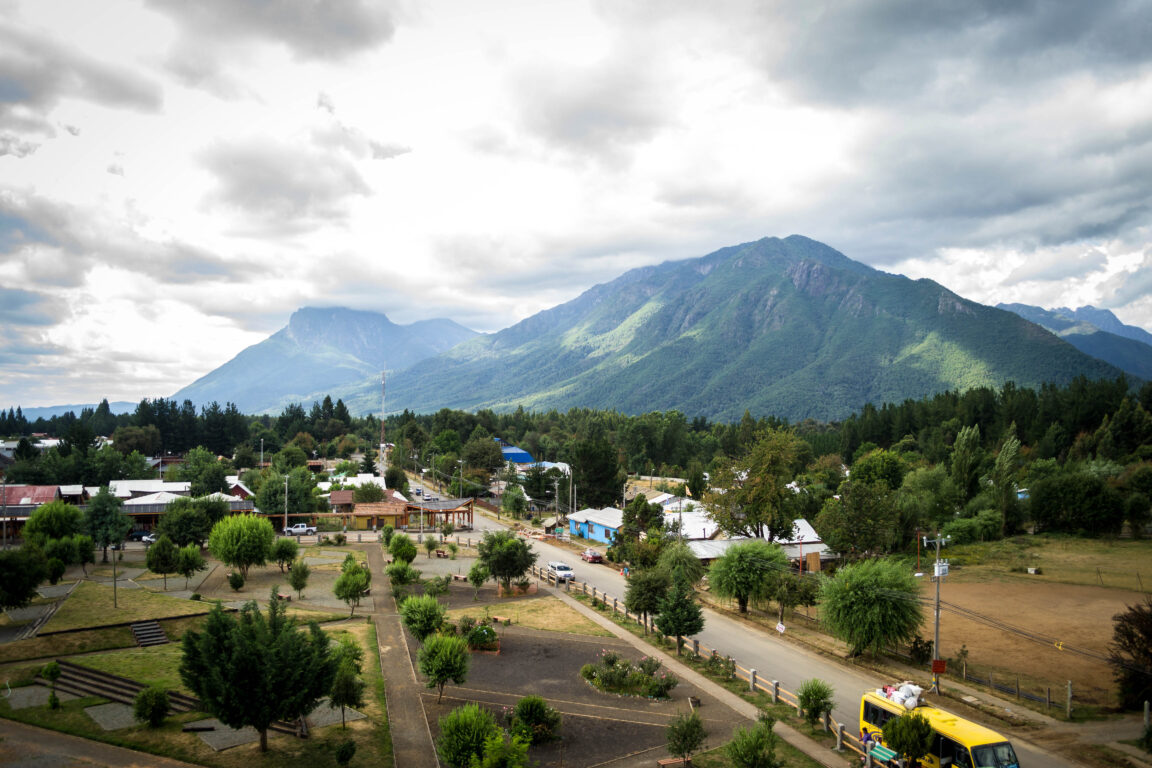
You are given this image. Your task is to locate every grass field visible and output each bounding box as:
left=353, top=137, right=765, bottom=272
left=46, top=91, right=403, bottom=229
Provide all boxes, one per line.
left=446, top=595, right=614, bottom=637
left=41, top=581, right=211, bottom=633
left=944, top=534, right=1152, bottom=592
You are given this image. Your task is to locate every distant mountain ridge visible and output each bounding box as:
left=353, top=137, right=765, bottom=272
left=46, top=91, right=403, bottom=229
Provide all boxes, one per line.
left=325, top=235, right=1125, bottom=421
left=171, top=307, right=477, bottom=413
left=997, top=303, right=1152, bottom=380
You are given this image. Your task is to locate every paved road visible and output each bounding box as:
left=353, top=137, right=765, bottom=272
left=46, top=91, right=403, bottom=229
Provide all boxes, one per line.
left=521, top=533, right=1075, bottom=768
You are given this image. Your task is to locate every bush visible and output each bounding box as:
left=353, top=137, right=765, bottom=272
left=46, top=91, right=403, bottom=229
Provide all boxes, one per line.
left=580, top=663, right=597, bottom=681
left=667, top=711, right=707, bottom=762
left=227, top=571, right=245, bottom=591
left=458, top=615, right=477, bottom=636
left=335, top=738, right=357, bottom=766
left=466, top=623, right=499, bottom=651
left=638, top=656, right=662, bottom=676
left=381, top=525, right=395, bottom=546
left=508, top=695, right=562, bottom=744
left=47, top=557, right=66, bottom=585
left=133, top=686, right=169, bottom=727
left=797, top=678, right=834, bottom=728
left=190, top=592, right=201, bottom=601
left=333, top=532, right=347, bottom=546
left=583, top=651, right=677, bottom=698
left=400, top=594, right=446, bottom=642
left=437, top=703, right=500, bottom=768
left=909, top=635, right=933, bottom=666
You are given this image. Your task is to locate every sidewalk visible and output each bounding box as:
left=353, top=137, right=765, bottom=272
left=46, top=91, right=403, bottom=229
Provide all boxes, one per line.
left=548, top=585, right=853, bottom=768
left=366, top=545, right=440, bottom=768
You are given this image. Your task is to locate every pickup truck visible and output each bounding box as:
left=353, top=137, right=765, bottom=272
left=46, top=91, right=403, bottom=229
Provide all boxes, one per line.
left=283, top=523, right=317, bottom=536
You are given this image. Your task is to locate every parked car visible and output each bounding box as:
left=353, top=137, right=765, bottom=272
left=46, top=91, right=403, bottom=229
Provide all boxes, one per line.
left=547, top=561, right=575, bottom=581
left=141, top=533, right=157, bottom=544
left=283, top=523, right=317, bottom=536
left=126, top=530, right=150, bottom=542
left=580, top=549, right=604, bottom=563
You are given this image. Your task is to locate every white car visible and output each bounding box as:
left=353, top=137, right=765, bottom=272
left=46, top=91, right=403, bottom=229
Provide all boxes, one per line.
left=547, top=561, right=575, bottom=581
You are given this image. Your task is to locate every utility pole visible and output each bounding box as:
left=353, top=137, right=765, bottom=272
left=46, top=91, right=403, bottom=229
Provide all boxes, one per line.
left=283, top=475, right=289, bottom=533
left=924, top=532, right=951, bottom=692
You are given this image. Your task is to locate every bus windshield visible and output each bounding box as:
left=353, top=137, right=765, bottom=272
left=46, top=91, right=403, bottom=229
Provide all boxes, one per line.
left=972, top=742, right=1019, bottom=768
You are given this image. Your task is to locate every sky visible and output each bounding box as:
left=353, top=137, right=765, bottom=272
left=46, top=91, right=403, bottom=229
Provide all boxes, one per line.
left=3, top=0, right=1152, bottom=409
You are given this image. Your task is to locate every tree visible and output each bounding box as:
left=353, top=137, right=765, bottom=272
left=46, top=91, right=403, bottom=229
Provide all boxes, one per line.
left=354, top=482, right=386, bottom=503
left=796, top=678, right=834, bottom=727
left=477, top=530, right=538, bottom=592
left=819, top=558, right=923, bottom=657
left=329, top=638, right=366, bottom=729
left=400, top=594, right=446, bottom=641
left=625, top=568, right=670, bottom=634
left=0, top=547, right=48, bottom=609
left=726, top=717, right=782, bottom=768
left=384, top=465, right=409, bottom=496
left=179, top=591, right=336, bottom=752
left=657, top=541, right=705, bottom=587
left=501, top=484, right=528, bottom=518
left=145, top=534, right=179, bottom=591
left=655, top=578, right=704, bottom=654
left=156, top=498, right=211, bottom=548
left=289, top=558, right=311, bottom=599
left=178, top=446, right=228, bottom=497
left=666, top=710, right=707, bottom=763
left=389, top=533, right=417, bottom=564
left=177, top=544, right=207, bottom=590
left=74, top=534, right=95, bottom=576
left=467, top=561, right=489, bottom=600
left=472, top=731, right=532, bottom=768
left=25, top=500, right=84, bottom=544
left=423, top=536, right=438, bottom=558
left=771, top=572, right=819, bottom=623
left=708, top=540, right=788, bottom=614
left=134, top=686, right=170, bottom=728
left=571, top=433, right=625, bottom=508
left=1110, top=596, right=1152, bottom=710
left=272, top=537, right=299, bottom=572
left=814, top=480, right=900, bottom=558
left=419, top=634, right=470, bottom=703
left=707, top=428, right=805, bottom=540
left=334, top=555, right=371, bottom=616
left=883, top=711, right=934, bottom=768
left=208, top=514, right=275, bottom=578
left=436, top=702, right=500, bottom=768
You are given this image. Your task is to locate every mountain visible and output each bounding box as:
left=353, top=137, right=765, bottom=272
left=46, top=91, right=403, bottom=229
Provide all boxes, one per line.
left=171, top=307, right=477, bottom=413
left=13, top=402, right=137, bottom=420
left=997, top=303, right=1152, bottom=380
left=328, top=235, right=1125, bottom=422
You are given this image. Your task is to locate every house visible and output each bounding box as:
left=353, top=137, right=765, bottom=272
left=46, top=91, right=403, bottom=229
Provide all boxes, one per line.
left=495, top=438, right=535, bottom=467
left=685, top=519, right=832, bottom=570
left=224, top=475, right=255, bottom=499
left=568, top=507, right=624, bottom=544
left=329, top=489, right=356, bottom=517
left=108, top=479, right=191, bottom=499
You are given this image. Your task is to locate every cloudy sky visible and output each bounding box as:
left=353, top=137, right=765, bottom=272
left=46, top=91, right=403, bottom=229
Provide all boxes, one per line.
left=3, top=0, right=1152, bottom=409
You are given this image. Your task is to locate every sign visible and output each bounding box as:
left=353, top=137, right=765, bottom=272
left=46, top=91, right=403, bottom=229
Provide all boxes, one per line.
left=934, top=561, right=949, bottom=578
left=932, top=659, right=947, bottom=674
left=775, top=622, right=786, bottom=634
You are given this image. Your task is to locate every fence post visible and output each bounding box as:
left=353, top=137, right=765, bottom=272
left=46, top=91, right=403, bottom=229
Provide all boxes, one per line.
left=612, top=597, right=618, bottom=613
left=692, top=639, right=699, bottom=658
left=823, top=712, right=830, bottom=733
left=357, top=533, right=362, bottom=543
left=836, top=723, right=844, bottom=751
left=750, top=669, right=757, bottom=692
left=963, top=661, right=967, bottom=681
left=583, top=582, right=588, bottom=595
left=565, top=579, right=570, bottom=593
left=772, top=680, right=779, bottom=704
left=1066, top=681, right=1072, bottom=719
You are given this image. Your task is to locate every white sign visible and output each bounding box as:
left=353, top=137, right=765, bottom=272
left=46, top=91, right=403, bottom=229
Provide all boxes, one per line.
left=776, top=622, right=786, bottom=634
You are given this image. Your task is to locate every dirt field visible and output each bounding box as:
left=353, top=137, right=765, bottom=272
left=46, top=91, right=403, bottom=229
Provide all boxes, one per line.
left=928, top=579, right=1138, bottom=704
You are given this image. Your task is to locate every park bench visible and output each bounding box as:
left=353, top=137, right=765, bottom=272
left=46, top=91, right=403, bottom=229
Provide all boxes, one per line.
left=866, top=744, right=898, bottom=765
left=435, top=550, right=448, bottom=558
left=656, top=758, right=686, bottom=767
left=452, top=573, right=467, bottom=581
left=491, top=615, right=510, bottom=623
left=277, top=592, right=292, bottom=602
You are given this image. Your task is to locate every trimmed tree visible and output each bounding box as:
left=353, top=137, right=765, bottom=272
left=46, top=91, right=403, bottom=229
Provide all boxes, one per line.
left=144, top=534, right=177, bottom=590
left=329, top=642, right=366, bottom=729
left=74, top=535, right=95, bottom=576
left=85, top=488, right=131, bottom=563
left=133, top=686, right=170, bottom=728
left=423, top=536, right=438, bottom=558
left=0, top=547, right=48, bottom=610
left=437, top=702, right=500, bottom=768
left=708, top=540, right=788, bottom=614
left=389, top=533, right=418, bottom=564
left=208, top=514, right=275, bottom=578
left=657, top=541, right=705, bottom=586
left=625, top=568, right=670, bottom=635
left=1109, top=595, right=1152, bottom=709
left=477, top=530, right=537, bottom=593
left=467, top=561, right=489, bottom=600
left=400, top=594, right=446, bottom=642
left=726, top=717, right=782, bottom=768
left=334, top=555, right=371, bottom=616
left=289, top=558, right=311, bottom=599
left=819, top=558, right=924, bottom=657
left=179, top=590, right=337, bottom=752
left=419, top=634, right=470, bottom=703
left=883, top=711, right=934, bottom=768
left=156, top=499, right=211, bottom=548
left=176, top=544, right=207, bottom=590
left=272, top=537, right=299, bottom=572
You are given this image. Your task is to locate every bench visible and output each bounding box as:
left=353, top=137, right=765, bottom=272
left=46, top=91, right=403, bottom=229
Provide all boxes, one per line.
left=452, top=573, right=467, bottom=581
left=656, top=758, right=686, bottom=767
left=867, top=744, right=898, bottom=763
left=491, top=615, right=510, bottom=624
left=435, top=550, right=448, bottom=558
left=277, top=593, right=292, bottom=602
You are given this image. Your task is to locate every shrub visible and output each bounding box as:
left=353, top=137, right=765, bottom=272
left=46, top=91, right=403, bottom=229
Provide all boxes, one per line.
left=380, top=525, right=395, bottom=546
left=386, top=562, right=421, bottom=585
left=47, top=557, right=66, bottom=585
left=580, top=663, right=597, bottom=681
left=797, top=678, right=834, bottom=728
left=508, top=695, right=562, bottom=744
left=228, top=571, right=245, bottom=591
left=335, top=738, right=357, bottom=766
left=190, top=592, right=201, bottom=601
left=133, top=686, right=169, bottom=727
left=437, top=703, right=499, bottom=768
left=909, top=635, right=934, bottom=666
left=400, top=594, right=446, bottom=642
left=647, top=673, right=678, bottom=698
left=333, top=532, right=347, bottom=546
left=638, top=656, right=662, bottom=676
left=467, top=623, right=499, bottom=651
left=667, top=711, right=707, bottom=762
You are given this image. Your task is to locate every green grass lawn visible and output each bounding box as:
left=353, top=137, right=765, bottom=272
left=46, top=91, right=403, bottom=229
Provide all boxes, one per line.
left=40, top=581, right=211, bottom=633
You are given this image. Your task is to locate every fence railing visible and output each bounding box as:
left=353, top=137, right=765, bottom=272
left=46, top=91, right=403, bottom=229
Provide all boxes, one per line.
left=526, top=564, right=868, bottom=758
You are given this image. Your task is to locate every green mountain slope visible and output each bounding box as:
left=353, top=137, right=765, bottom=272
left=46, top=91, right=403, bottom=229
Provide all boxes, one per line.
left=337, top=236, right=1124, bottom=421
left=997, top=302, right=1152, bottom=380
left=172, top=307, right=476, bottom=413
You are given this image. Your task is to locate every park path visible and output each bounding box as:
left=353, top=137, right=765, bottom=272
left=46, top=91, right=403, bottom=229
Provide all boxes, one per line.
left=365, top=544, right=440, bottom=768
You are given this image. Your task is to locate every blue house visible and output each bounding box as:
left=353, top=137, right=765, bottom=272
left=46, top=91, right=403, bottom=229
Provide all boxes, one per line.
left=568, top=507, right=624, bottom=544
left=495, top=438, right=535, bottom=465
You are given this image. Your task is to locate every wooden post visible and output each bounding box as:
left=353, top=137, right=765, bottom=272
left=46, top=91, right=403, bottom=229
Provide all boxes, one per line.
left=963, top=661, right=967, bottom=681
left=750, top=669, right=757, bottom=692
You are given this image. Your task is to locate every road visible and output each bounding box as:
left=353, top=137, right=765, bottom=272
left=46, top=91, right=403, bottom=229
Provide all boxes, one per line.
left=518, top=532, right=1074, bottom=768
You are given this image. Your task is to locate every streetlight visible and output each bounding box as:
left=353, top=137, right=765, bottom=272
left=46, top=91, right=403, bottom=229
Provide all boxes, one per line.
left=923, top=532, right=951, bottom=692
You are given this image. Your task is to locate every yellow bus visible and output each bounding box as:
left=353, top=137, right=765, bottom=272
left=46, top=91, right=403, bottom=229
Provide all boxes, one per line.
left=860, top=690, right=1021, bottom=767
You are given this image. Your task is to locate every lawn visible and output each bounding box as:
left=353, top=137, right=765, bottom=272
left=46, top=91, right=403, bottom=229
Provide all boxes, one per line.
left=445, top=595, right=614, bottom=637
left=41, top=581, right=210, bottom=633
left=945, top=534, right=1152, bottom=591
